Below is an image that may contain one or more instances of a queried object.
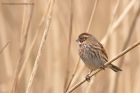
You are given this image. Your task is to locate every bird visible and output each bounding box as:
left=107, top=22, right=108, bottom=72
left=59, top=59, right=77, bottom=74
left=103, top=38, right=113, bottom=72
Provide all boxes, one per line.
left=76, top=33, right=122, bottom=78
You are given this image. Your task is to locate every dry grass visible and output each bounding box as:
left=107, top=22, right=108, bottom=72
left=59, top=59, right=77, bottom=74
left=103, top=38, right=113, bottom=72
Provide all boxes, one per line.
left=0, top=0, right=140, bottom=93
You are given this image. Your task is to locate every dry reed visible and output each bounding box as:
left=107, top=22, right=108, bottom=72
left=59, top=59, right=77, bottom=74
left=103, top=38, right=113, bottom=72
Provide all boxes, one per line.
left=0, top=0, right=140, bottom=93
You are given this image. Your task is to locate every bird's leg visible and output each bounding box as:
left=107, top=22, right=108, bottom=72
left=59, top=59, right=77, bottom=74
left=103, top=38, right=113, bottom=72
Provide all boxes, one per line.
left=85, top=70, right=93, bottom=81
left=99, top=64, right=106, bottom=70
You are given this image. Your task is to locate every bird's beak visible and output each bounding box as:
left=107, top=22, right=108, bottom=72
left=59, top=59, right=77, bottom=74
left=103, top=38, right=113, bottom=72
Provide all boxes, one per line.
left=76, top=39, right=79, bottom=42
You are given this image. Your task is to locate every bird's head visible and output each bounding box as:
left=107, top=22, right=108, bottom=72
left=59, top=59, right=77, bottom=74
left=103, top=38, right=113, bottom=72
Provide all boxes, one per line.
left=76, top=33, right=92, bottom=44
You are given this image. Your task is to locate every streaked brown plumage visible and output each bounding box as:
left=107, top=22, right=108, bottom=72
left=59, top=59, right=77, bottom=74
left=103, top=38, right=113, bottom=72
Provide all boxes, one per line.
left=76, top=33, right=122, bottom=73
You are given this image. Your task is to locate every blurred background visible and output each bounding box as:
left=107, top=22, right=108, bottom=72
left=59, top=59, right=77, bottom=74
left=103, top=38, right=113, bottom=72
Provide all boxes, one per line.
left=0, top=0, right=140, bottom=93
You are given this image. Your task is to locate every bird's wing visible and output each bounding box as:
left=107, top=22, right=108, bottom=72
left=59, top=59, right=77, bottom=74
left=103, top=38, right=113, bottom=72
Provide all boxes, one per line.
left=89, top=40, right=108, bottom=62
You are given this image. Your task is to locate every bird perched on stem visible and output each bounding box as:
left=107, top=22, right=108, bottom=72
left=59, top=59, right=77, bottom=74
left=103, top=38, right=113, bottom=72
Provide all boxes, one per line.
left=76, top=33, right=122, bottom=80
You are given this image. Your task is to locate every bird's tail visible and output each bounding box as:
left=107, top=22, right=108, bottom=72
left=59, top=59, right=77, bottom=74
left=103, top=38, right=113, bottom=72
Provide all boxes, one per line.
left=109, top=64, right=122, bottom=72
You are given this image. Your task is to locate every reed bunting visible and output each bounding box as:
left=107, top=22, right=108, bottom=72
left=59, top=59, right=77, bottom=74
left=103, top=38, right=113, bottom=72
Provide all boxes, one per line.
left=76, top=33, right=122, bottom=78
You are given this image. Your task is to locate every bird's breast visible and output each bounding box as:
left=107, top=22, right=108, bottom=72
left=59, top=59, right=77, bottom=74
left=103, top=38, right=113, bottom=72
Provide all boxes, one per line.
left=79, top=44, right=104, bottom=70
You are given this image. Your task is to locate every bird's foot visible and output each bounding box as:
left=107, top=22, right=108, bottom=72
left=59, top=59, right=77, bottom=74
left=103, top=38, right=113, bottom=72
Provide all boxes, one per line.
left=100, top=65, right=106, bottom=70
left=85, top=74, right=91, bottom=82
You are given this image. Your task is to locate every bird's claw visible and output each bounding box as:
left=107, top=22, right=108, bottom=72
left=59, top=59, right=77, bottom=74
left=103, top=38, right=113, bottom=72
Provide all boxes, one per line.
left=100, top=65, right=106, bottom=70
left=85, top=74, right=91, bottom=81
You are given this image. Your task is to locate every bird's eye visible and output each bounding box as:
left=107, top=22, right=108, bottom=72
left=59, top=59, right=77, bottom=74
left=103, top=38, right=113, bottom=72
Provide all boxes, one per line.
left=79, top=37, right=87, bottom=42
